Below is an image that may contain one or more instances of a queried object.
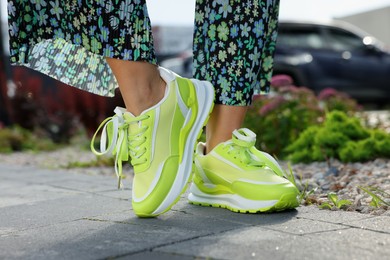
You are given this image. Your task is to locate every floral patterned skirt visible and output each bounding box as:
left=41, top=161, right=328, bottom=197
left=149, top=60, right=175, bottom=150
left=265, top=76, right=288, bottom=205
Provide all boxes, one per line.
left=8, top=0, right=279, bottom=106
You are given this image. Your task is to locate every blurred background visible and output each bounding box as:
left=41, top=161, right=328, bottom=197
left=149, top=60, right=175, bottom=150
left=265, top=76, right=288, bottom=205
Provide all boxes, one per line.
left=0, top=0, right=389, bottom=147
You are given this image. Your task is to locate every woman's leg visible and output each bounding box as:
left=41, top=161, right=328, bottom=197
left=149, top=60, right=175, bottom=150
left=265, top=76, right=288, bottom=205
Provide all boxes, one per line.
left=205, top=105, right=247, bottom=153
left=105, top=59, right=166, bottom=116
left=194, top=0, right=281, bottom=151
left=189, top=0, right=299, bottom=213
left=101, top=60, right=214, bottom=218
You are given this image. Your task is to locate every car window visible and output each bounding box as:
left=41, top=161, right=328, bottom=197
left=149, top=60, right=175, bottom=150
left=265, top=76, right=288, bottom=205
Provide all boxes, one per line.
left=277, top=27, right=325, bottom=49
left=326, top=28, right=365, bottom=52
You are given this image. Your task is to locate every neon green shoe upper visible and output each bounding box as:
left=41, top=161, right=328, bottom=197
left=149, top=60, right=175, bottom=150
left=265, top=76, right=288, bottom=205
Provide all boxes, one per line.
left=189, top=128, right=299, bottom=212
left=92, top=67, right=215, bottom=217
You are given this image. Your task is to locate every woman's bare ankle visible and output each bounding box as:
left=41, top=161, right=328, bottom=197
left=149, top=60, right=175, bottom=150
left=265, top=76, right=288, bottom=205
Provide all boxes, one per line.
left=206, top=104, right=248, bottom=153
left=106, top=58, right=166, bottom=115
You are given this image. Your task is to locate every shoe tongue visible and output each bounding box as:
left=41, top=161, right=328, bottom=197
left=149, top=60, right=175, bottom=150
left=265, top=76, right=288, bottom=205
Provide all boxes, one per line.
left=123, top=113, right=142, bottom=132
left=128, top=123, right=140, bottom=133
left=232, top=128, right=256, bottom=148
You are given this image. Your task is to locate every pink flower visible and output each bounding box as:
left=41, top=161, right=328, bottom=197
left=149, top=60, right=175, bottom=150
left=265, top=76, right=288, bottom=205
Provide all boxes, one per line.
left=297, top=86, right=313, bottom=94
left=279, top=85, right=299, bottom=93
left=318, top=88, right=338, bottom=100
left=259, top=96, right=285, bottom=116
left=271, top=74, right=294, bottom=88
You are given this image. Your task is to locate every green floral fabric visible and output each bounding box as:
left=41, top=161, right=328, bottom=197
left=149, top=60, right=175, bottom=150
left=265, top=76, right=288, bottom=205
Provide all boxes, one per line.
left=8, top=0, right=279, bottom=105
left=8, top=0, right=156, bottom=97
left=193, top=0, right=280, bottom=105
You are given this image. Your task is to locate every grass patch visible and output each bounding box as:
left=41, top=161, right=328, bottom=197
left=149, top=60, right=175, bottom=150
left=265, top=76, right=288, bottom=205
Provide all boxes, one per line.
left=0, top=126, right=59, bottom=153
left=358, top=186, right=390, bottom=208
left=284, top=163, right=317, bottom=205
left=319, top=192, right=352, bottom=210
left=64, top=155, right=115, bottom=169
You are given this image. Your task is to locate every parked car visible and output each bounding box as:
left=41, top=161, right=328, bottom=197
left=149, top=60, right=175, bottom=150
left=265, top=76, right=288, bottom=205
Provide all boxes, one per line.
left=161, top=20, right=390, bottom=104
left=274, top=20, right=389, bottom=104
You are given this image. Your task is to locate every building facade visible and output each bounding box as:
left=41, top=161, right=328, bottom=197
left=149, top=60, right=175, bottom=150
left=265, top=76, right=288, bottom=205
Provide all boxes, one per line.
left=337, top=6, right=390, bottom=47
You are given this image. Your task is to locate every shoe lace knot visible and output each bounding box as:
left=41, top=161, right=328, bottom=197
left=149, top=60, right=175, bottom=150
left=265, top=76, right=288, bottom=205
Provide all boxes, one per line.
left=90, top=107, right=150, bottom=188
left=225, top=128, right=265, bottom=167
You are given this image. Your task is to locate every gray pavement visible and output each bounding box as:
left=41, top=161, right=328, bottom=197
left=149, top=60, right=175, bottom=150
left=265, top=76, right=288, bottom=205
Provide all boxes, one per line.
left=0, top=163, right=389, bottom=260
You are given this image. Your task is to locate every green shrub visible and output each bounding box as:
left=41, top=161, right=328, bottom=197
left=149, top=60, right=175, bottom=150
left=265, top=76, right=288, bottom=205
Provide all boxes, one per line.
left=339, top=129, right=390, bottom=162
left=244, top=89, right=322, bottom=157
left=243, top=75, right=360, bottom=158
left=286, top=111, right=390, bottom=162
left=0, top=126, right=58, bottom=153
left=0, top=128, right=22, bottom=153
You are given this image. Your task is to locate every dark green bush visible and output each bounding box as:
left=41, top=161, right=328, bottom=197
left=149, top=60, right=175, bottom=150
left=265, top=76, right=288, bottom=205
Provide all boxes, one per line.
left=286, top=111, right=390, bottom=162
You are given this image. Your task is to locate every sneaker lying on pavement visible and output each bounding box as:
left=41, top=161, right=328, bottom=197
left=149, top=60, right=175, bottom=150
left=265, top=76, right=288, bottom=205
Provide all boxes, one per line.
left=91, top=67, right=215, bottom=217
left=188, top=128, right=299, bottom=213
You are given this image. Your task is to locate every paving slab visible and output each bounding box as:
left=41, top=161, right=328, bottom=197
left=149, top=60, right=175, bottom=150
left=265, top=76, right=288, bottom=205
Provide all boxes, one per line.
left=115, top=251, right=199, bottom=260
left=156, top=226, right=298, bottom=260
left=89, top=207, right=245, bottom=233
left=1, top=163, right=389, bottom=260
left=296, top=205, right=374, bottom=224
left=156, top=226, right=390, bottom=260
left=98, top=188, right=133, bottom=200
left=171, top=197, right=300, bottom=226
left=346, top=216, right=390, bottom=234
left=0, top=219, right=207, bottom=260
left=0, top=194, right=131, bottom=233
left=262, top=217, right=348, bottom=235
left=0, top=164, right=122, bottom=188
left=0, top=164, right=79, bottom=183
left=45, top=178, right=118, bottom=193
left=299, top=228, right=390, bottom=260
left=0, top=182, right=83, bottom=208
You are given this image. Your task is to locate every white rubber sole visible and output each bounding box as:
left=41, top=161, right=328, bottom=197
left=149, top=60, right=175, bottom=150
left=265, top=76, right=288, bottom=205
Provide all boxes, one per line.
left=151, top=79, right=215, bottom=215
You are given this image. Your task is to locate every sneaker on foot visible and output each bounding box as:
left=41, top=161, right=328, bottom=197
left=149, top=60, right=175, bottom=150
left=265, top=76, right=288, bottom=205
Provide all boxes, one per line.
left=188, top=128, right=299, bottom=213
left=92, top=67, right=215, bottom=217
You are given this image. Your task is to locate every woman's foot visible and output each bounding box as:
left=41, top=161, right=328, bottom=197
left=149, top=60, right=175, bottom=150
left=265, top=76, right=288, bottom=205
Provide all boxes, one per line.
left=188, top=128, right=300, bottom=213
left=92, top=67, right=215, bottom=217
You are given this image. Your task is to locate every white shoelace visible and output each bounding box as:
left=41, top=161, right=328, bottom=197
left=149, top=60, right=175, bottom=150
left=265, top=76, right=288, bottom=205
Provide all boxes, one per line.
left=91, top=107, right=129, bottom=188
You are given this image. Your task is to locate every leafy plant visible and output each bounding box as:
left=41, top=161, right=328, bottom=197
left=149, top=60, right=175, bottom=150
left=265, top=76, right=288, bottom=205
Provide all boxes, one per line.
left=319, top=192, right=352, bottom=209
left=0, top=125, right=58, bottom=153
left=358, top=186, right=390, bottom=208
left=286, top=111, right=390, bottom=163
left=318, top=87, right=360, bottom=112
left=244, top=75, right=361, bottom=159
left=339, top=130, right=390, bottom=162
left=244, top=76, right=323, bottom=157
left=283, top=163, right=317, bottom=204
